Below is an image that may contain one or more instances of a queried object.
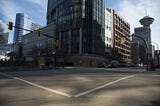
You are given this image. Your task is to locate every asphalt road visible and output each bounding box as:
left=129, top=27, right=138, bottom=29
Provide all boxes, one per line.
left=0, top=67, right=160, bottom=106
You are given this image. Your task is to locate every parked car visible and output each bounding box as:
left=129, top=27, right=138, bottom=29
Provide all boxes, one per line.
left=107, top=60, right=120, bottom=68
left=155, top=64, right=160, bottom=68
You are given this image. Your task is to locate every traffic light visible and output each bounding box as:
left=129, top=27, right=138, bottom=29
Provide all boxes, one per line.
left=8, top=21, right=13, bottom=30
left=36, top=29, right=41, bottom=36
left=55, top=40, right=59, bottom=47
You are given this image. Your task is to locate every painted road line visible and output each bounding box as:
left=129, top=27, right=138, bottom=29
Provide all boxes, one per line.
left=74, top=74, right=137, bottom=97
left=0, top=72, right=73, bottom=98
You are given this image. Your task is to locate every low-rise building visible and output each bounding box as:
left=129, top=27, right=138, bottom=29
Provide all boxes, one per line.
left=22, top=23, right=55, bottom=64
left=0, top=32, right=10, bottom=60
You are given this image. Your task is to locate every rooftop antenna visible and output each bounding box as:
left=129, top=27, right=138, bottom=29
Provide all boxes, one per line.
left=144, top=4, right=149, bottom=16
left=145, top=7, right=147, bottom=16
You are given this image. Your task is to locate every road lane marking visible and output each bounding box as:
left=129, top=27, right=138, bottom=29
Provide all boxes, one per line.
left=74, top=74, right=137, bottom=97
left=0, top=72, right=138, bottom=98
left=0, top=72, right=73, bottom=98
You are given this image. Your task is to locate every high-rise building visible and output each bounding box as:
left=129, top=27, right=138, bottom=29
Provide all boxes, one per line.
left=108, top=9, right=131, bottom=62
left=13, top=13, right=41, bottom=43
left=0, top=32, right=9, bottom=45
left=135, top=16, right=154, bottom=54
left=47, top=0, right=105, bottom=66
left=132, top=16, right=154, bottom=63
left=105, top=8, right=112, bottom=53
left=0, top=19, right=10, bottom=60
left=0, top=19, right=8, bottom=45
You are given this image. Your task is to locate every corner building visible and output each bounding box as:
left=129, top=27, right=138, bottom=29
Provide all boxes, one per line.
left=109, top=9, right=131, bottom=62
left=47, top=0, right=105, bottom=66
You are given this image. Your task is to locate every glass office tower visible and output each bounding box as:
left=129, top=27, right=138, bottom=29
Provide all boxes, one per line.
left=47, top=0, right=105, bottom=66
left=13, top=13, right=30, bottom=43
left=83, top=0, right=105, bottom=55
left=13, top=13, right=42, bottom=43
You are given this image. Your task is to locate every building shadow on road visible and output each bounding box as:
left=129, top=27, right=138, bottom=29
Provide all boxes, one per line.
left=141, top=99, right=160, bottom=106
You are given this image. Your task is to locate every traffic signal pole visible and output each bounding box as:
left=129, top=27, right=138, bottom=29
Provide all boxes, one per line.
left=8, top=21, right=59, bottom=69
left=14, top=26, right=34, bottom=32
left=8, top=22, right=58, bottom=39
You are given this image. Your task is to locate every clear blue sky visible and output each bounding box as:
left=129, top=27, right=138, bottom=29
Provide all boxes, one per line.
left=0, top=0, right=160, bottom=48
left=0, top=0, right=47, bottom=26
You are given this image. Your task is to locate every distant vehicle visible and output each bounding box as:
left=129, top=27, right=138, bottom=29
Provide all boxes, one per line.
left=107, top=60, right=120, bottom=68
left=125, top=62, right=137, bottom=67
left=97, top=63, right=107, bottom=68
left=155, top=64, right=160, bottom=68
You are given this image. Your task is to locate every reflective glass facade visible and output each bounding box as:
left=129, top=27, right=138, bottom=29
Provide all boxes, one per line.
left=14, top=13, right=41, bottom=43
left=47, top=0, right=105, bottom=56
left=83, top=0, right=105, bottom=55
left=14, top=13, right=30, bottom=43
